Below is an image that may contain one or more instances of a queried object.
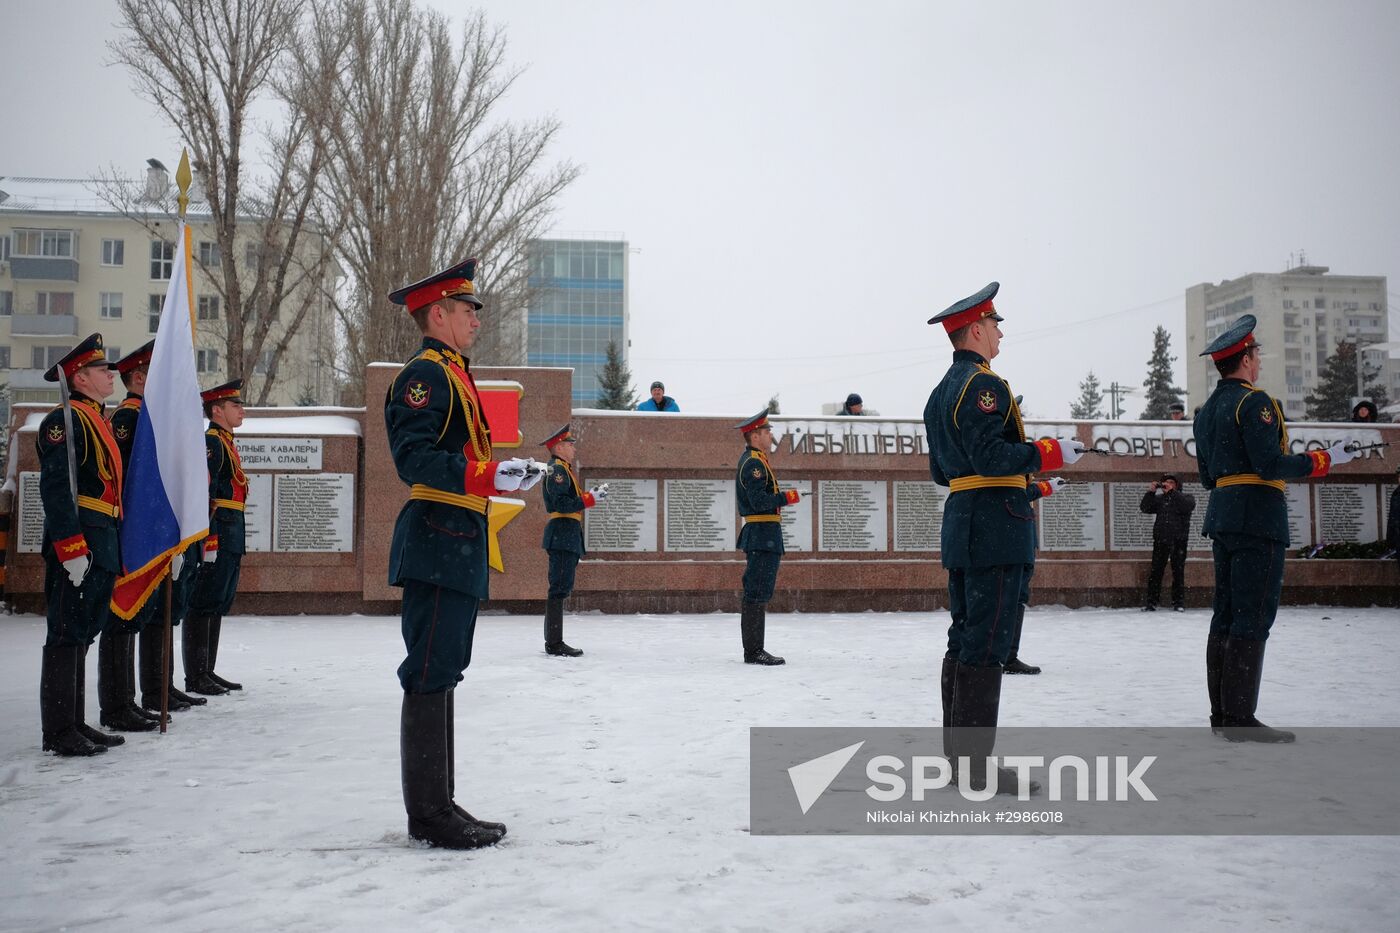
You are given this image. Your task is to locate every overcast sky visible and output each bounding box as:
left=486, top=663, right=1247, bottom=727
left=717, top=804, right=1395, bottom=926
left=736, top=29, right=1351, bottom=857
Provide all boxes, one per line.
left=5, top=0, right=1399, bottom=418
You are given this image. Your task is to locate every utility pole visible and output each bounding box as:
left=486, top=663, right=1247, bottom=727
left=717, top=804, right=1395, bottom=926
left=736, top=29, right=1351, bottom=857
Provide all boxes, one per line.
left=1105, top=381, right=1141, bottom=420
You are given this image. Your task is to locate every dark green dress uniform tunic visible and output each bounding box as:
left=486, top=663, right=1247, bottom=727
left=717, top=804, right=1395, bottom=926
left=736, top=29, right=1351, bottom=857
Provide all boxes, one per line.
left=541, top=456, right=591, bottom=600
left=37, top=395, right=124, bottom=647
left=735, top=446, right=792, bottom=604
left=187, top=424, right=248, bottom=618
left=385, top=336, right=498, bottom=693
left=924, top=349, right=1049, bottom=666
left=1193, top=378, right=1320, bottom=641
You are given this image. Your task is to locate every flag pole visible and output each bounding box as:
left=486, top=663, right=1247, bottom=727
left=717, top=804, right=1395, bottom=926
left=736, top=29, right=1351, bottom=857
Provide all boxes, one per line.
left=159, top=150, right=195, bottom=734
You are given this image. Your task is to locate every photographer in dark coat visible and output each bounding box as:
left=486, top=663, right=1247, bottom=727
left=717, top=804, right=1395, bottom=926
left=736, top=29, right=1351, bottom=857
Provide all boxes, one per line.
left=1140, top=474, right=1196, bottom=611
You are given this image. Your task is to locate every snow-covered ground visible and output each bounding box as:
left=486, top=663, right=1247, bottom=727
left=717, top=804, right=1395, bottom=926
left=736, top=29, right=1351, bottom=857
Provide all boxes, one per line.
left=1, top=606, right=1397, bottom=933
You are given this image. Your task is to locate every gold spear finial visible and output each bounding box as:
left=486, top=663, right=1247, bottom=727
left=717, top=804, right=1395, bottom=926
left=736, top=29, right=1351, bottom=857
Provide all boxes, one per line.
left=176, top=148, right=192, bottom=218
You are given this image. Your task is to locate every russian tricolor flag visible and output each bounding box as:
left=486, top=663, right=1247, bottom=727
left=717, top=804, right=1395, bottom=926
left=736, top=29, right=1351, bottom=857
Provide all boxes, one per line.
left=111, top=220, right=210, bottom=618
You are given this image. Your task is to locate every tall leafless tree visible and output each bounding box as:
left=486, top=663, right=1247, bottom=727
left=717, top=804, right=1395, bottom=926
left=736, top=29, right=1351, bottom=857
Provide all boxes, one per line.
left=109, top=0, right=338, bottom=405
left=287, top=0, right=579, bottom=403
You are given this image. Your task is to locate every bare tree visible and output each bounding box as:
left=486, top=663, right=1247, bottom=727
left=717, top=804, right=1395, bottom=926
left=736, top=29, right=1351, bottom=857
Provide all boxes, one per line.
left=287, top=0, right=579, bottom=403
left=109, top=0, right=338, bottom=405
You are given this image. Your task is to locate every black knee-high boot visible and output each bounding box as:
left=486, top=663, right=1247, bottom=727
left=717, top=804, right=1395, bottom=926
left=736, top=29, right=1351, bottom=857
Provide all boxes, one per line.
left=1220, top=637, right=1295, bottom=743
left=1003, top=604, right=1041, bottom=675
left=40, top=645, right=105, bottom=756
left=98, top=629, right=155, bottom=732
left=741, top=602, right=784, bottom=665
left=950, top=662, right=1038, bottom=796
left=400, top=692, right=501, bottom=850
left=183, top=615, right=228, bottom=696
left=206, top=616, right=243, bottom=690
left=141, top=624, right=198, bottom=711
left=1206, top=631, right=1227, bottom=734
left=77, top=643, right=124, bottom=747
left=544, top=598, right=582, bottom=657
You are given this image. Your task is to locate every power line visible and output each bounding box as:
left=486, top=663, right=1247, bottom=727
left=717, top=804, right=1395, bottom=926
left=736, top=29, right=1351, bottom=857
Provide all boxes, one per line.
left=637, top=293, right=1183, bottom=365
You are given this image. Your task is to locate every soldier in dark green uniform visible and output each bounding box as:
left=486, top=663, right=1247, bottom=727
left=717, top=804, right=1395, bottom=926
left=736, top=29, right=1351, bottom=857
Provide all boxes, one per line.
left=385, top=258, right=543, bottom=850
left=108, top=342, right=207, bottom=717
left=539, top=424, right=608, bottom=657
left=1194, top=314, right=1354, bottom=743
left=925, top=283, right=1085, bottom=793
left=734, top=410, right=801, bottom=665
left=36, top=334, right=126, bottom=756
left=94, top=342, right=161, bottom=733
left=184, top=380, right=249, bottom=696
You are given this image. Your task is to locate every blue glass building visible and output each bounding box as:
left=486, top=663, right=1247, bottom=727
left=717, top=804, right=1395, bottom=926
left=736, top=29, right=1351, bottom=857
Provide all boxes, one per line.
left=526, top=237, right=629, bottom=406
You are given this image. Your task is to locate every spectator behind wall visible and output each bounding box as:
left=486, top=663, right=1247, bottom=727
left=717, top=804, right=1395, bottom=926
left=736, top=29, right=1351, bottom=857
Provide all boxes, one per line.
left=1352, top=400, right=1378, bottom=423
left=637, top=381, right=680, bottom=412
left=840, top=393, right=864, bottom=416
left=1140, top=474, right=1196, bottom=612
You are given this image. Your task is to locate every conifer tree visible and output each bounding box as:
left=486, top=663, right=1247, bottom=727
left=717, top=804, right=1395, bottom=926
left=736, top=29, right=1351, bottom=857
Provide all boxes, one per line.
left=1070, top=371, right=1105, bottom=420
left=1140, top=326, right=1185, bottom=419
left=1305, top=339, right=1391, bottom=421
left=596, top=340, right=638, bottom=410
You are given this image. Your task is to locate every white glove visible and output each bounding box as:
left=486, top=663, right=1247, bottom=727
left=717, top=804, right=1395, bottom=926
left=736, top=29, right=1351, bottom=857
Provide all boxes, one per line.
left=494, top=458, right=528, bottom=492
left=205, top=544, right=219, bottom=563
left=1324, top=441, right=1356, bottom=467
left=589, top=483, right=611, bottom=502
left=1057, top=439, right=1087, bottom=465
left=62, top=555, right=90, bottom=589
left=518, top=458, right=546, bottom=491
left=1043, top=477, right=1067, bottom=495
left=171, top=553, right=185, bottom=580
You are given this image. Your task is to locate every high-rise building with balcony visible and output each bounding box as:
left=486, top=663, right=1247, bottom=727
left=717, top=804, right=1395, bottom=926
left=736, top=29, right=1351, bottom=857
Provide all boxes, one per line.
left=1185, top=264, right=1396, bottom=420
left=0, top=168, right=338, bottom=429
left=525, top=236, right=629, bottom=407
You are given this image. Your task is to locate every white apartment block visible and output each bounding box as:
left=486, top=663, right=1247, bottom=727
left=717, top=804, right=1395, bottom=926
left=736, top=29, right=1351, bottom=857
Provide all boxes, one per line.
left=0, top=167, right=338, bottom=426
left=1185, top=264, right=1397, bottom=420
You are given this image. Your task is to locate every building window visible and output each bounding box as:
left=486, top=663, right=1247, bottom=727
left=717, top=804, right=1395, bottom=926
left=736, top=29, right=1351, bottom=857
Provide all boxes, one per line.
left=36, top=291, right=75, bottom=315
left=198, top=241, right=222, bottom=268
left=196, top=349, right=219, bottom=373
left=150, top=239, right=174, bottom=280
left=0, top=346, right=9, bottom=368
left=0, top=235, right=10, bottom=261
left=32, top=345, right=74, bottom=369
left=1314, top=298, right=1325, bottom=309
left=149, top=293, right=164, bottom=333
left=14, top=229, right=75, bottom=258
left=0, top=291, right=11, bottom=315
left=245, top=242, right=260, bottom=271
left=253, top=349, right=275, bottom=374
left=198, top=295, right=220, bottom=320
left=106, top=346, right=121, bottom=363
left=100, top=292, right=124, bottom=319
left=101, top=238, right=125, bottom=266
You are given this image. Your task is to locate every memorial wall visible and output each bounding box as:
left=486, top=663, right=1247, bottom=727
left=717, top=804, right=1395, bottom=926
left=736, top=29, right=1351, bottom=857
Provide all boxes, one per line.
left=4, top=365, right=1397, bottom=616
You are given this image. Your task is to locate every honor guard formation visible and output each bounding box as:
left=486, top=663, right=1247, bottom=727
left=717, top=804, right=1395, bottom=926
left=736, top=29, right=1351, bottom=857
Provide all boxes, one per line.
left=32, top=263, right=1373, bottom=845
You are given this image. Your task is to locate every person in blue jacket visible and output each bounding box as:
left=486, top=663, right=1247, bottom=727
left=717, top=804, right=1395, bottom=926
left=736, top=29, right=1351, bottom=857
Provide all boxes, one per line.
left=637, top=381, right=680, bottom=412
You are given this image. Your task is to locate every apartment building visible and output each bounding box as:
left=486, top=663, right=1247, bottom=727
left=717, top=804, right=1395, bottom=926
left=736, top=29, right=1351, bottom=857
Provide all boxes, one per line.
left=0, top=166, right=338, bottom=426
left=1185, top=264, right=1396, bottom=420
